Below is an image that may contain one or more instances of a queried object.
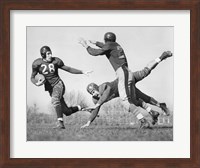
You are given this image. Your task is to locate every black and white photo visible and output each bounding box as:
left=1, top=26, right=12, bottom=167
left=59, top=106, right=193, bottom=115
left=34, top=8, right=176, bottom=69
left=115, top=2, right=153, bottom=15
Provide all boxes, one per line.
left=27, top=26, right=174, bottom=141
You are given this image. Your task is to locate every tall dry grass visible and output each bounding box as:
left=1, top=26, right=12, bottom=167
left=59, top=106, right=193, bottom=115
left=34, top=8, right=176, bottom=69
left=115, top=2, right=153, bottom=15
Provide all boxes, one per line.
left=27, top=91, right=173, bottom=126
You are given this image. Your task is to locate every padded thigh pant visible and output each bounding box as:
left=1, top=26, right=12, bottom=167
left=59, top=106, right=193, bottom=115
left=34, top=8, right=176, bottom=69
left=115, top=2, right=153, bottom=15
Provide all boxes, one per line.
left=116, top=65, right=151, bottom=114
left=116, top=65, right=138, bottom=112
left=131, top=67, right=151, bottom=103
left=116, top=65, right=132, bottom=102
left=49, top=81, right=78, bottom=117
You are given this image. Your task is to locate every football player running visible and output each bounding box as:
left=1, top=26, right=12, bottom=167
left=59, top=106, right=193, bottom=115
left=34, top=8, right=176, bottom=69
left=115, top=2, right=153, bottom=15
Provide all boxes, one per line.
left=81, top=52, right=172, bottom=128
left=79, top=32, right=172, bottom=128
left=31, top=46, right=92, bottom=129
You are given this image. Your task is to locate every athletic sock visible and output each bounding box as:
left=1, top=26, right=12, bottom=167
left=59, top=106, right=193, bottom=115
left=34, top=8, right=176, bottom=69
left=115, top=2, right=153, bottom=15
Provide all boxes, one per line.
left=136, top=113, right=144, bottom=120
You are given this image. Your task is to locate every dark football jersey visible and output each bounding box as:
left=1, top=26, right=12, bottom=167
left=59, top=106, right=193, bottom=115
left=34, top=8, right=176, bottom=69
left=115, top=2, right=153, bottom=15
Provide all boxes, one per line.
left=95, top=79, right=119, bottom=105
left=100, top=80, right=119, bottom=99
left=32, top=57, right=64, bottom=91
left=87, top=41, right=128, bottom=71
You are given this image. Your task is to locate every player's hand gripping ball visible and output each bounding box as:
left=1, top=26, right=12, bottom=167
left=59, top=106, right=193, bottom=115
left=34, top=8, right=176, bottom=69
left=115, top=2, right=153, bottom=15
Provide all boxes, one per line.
left=35, top=74, right=46, bottom=86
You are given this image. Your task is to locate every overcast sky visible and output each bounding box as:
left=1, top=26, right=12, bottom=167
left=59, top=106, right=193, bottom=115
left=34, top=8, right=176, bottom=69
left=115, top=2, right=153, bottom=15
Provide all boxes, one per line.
left=27, top=26, right=173, bottom=113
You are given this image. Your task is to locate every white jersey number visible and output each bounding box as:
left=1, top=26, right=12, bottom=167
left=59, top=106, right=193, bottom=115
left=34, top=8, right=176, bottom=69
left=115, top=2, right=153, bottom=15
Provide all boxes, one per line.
left=41, top=64, right=55, bottom=74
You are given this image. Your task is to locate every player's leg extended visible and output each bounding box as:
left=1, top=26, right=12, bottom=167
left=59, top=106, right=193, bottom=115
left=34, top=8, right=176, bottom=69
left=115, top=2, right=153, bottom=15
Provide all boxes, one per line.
left=132, top=51, right=172, bottom=83
left=131, top=67, right=151, bottom=84
left=135, top=88, right=151, bottom=104
left=128, top=69, right=160, bottom=125
left=149, top=98, right=170, bottom=116
left=51, top=81, right=65, bottom=129
left=116, top=66, right=150, bottom=128
left=134, top=88, right=159, bottom=125
left=60, top=97, right=81, bottom=116
left=58, top=83, right=81, bottom=116
left=116, top=65, right=141, bottom=106
left=146, top=51, right=172, bottom=71
left=116, top=66, right=130, bottom=102
left=135, top=88, right=170, bottom=116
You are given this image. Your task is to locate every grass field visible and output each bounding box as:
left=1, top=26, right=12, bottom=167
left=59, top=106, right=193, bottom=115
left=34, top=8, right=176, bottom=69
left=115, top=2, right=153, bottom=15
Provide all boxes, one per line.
left=27, top=92, right=173, bottom=141
left=27, top=107, right=173, bottom=141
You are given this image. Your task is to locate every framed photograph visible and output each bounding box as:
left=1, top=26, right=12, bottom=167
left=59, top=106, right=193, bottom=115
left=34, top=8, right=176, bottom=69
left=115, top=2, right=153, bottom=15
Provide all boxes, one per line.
left=1, top=0, right=200, bottom=168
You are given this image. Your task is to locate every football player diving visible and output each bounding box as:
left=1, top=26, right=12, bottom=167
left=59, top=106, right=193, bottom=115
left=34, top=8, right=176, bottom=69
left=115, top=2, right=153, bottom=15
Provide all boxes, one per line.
left=79, top=32, right=172, bottom=128
left=81, top=52, right=172, bottom=128
left=31, top=46, right=92, bottom=129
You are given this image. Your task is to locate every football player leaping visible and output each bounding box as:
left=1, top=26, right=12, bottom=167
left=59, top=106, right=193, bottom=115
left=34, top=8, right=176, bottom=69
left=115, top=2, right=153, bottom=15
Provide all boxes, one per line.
left=79, top=32, right=172, bottom=128
left=31, top=46, right=92, bottom=129
left=81, top=53, right=172, bottom=128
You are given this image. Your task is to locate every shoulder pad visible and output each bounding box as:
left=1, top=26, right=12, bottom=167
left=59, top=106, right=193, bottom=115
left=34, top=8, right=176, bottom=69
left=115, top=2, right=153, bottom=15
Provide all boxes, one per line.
left=32, top=58, right=42, bottom=66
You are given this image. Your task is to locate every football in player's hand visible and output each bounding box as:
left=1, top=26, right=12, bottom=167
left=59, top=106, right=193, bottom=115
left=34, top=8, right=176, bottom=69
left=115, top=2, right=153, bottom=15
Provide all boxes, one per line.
left=35, top=74, right=45, bottom=85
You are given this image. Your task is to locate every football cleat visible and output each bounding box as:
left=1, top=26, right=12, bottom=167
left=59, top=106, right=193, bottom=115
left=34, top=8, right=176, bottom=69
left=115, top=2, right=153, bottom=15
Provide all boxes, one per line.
left=149, top=110, right=160, bottom=125
left=139, top=118, right=151, bottom=129
left=160, top=103, right=170, bottom=116
left=160, top=51, right=173, bottom=61
left=53, top=120, right=65, bottom=129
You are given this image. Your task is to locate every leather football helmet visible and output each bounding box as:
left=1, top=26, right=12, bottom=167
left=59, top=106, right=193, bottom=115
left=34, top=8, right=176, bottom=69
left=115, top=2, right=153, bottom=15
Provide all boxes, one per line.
left=40, top=46, right=51, bottom=58
left=104, top=32, right=116, bottom=42
left=87, top=83, right=99, bottom=95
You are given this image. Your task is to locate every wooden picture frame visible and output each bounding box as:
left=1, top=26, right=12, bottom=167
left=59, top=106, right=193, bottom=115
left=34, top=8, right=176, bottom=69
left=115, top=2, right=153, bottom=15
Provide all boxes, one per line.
left=0, top=0, right=200, bottom=168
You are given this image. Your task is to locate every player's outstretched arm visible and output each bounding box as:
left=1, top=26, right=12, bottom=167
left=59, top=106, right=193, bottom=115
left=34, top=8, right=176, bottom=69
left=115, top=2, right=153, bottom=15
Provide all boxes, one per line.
left=81, top=106, right=101, bottom=128
left=78, top=38, right=89, bottom=48
left=82, top=70, right=93, bottom=76
left=82, top=103, right=101, bottom=111
left=89, top=40, right=104, bottom=48
left=79, top=38, right=106, bottom=56
left=88, top=40, right=97, bottom=45
left=81, top=85, right=112, bottom=128
left=60, top=65, right=93, bottom=76
left=83, top=84, right=111, bottom=110
left=81, top=121, right=91, bottom=128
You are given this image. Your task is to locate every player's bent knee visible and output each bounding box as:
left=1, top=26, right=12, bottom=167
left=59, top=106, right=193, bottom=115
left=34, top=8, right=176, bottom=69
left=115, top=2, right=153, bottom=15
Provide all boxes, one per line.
left=51, top=98, right=61, bottom=107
